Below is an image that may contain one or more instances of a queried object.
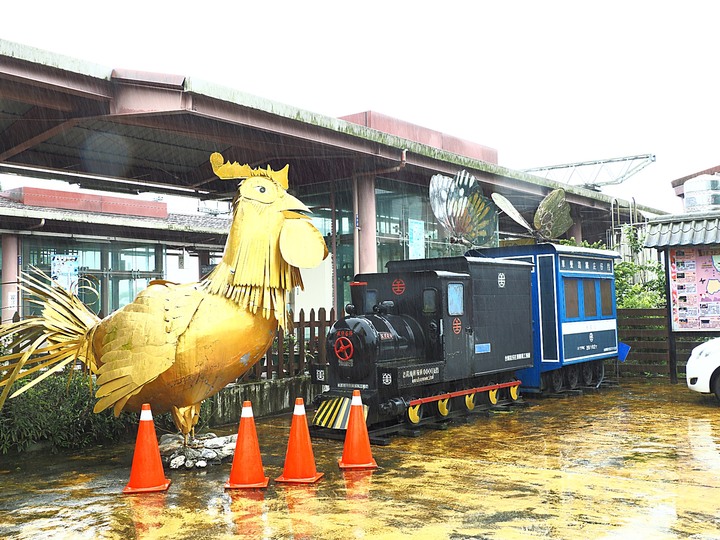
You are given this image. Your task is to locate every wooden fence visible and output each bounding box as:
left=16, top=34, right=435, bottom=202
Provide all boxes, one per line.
left=238, top=307, right=336, bottom=382
left=616, top=308, right=715, bottom=378
left=238, top=307, right=715, bottom=382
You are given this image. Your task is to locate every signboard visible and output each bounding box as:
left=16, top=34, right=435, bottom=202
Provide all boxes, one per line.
left=559, top=256, right=614, bottom=274
left=51, top=254, right=79, bottom=293
left=408, top=218, right=425, bottom=260
left=669, top=247, right=720, bottom=331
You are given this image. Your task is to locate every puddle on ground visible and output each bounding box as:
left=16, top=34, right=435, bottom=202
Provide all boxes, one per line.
left=1, top=379, right=720, bottom=539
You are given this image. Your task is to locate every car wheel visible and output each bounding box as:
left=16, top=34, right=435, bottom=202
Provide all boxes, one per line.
left=713, top=372, right=720, bottom=402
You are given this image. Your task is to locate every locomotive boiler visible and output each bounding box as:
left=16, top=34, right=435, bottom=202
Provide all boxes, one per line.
left=310, top=255, right=534, bottom=435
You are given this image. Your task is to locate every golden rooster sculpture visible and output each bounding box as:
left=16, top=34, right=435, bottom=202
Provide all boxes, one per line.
left=0, top=153, right=328, bottom=441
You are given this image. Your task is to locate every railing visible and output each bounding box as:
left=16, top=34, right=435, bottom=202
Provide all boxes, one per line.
left=616, top=308, right=713, bottom=378
left=238, top=307, right=336, bottom=381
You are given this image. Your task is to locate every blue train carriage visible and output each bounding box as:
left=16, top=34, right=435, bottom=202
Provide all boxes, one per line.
left=474, top=243, right=620, bottom=393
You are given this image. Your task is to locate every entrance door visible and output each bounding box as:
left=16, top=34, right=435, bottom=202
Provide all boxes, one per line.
left=443, top=278, right=471, bottom=379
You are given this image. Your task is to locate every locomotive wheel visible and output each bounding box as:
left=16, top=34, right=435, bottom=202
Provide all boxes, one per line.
left=594, top=360, right=605, bottom=384
left=437, top=398, right=451, bottom=417
left=549, top=369, right=564, bottom=393
left=488, top=389, right=499, bottom=405
left=464, top=393, right=476, bottom=411
left=407, top=404, right=423, bottom=424
left=509, top=384, right=520, bottom=401
left=565, top=364, right=580, bottom=389
left=581, top=362, right=594, bottom=386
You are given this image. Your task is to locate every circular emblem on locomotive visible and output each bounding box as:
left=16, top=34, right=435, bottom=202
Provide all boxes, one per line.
left=334, top=336, right=354, bottom=361
left=498, top=272, right=506, bottom=288
left=391, top=278, right=406, bottom=295
left=589, top=332, right=594, bottom=343
left=382, top=372, right=393, bottom=385
left=452, top=317, right=462, bottom=334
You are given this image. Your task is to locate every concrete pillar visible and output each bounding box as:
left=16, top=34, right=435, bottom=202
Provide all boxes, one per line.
left=198, top=250, right=210, bottom=279
left=1, top=234, right=19, bottom=323
left=356, top=175, right=378, bottom=274
left=154, top=244, right=164, bottom=275
left=569, top=207, right=583, bottom=245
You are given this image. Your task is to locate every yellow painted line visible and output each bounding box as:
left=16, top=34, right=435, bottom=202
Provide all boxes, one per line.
left=328, top=398, right=350, bottom=429
left=312, top=399, right=340, bottom=426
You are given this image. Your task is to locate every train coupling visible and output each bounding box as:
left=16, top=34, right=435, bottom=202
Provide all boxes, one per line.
left=379, top=397, right=408, bottom=417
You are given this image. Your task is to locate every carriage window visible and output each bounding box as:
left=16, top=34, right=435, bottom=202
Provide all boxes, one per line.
left=583, top=279, right=597, bottom=317
left=366, top=289, right=377, bottom=309
left=447, top=283, right=464, bottom=316
left=423, top=288, right=438, bottom=313
left=600, top=280, right=613, bottom=316
left=563, top=278, right=579, bottom=318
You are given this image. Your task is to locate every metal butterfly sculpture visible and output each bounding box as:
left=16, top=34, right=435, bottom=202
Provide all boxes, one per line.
left=491, top=188, right=574, bottom=241
left=429, top=170, right=498, bottom=247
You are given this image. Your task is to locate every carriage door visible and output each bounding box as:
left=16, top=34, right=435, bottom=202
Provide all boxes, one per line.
left=443, top=277, right=471, bottom=379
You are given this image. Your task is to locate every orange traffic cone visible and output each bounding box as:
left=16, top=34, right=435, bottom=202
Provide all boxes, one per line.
left=123, top=403, right=171, bottom=494
left=338, top=390, right=378, bottom=470
left=225, top=401, right=269, bottom=489
left=275, top=398, right=324, bottom=484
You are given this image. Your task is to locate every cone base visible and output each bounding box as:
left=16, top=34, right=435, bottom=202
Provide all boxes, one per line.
left=338, top=458, right=378, bottom=470
left=122, top=478, right=171, bottom=494
left=225, top=477, right=270, bottom=489
left=275, top=472, right=324, bottom=484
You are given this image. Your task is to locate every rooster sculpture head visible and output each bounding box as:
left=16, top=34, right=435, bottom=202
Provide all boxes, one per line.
left=203, top=153, right=328, bottom=328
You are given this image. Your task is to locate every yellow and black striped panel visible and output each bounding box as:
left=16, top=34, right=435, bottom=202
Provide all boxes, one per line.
left=311, top=397, right=369, bottom=430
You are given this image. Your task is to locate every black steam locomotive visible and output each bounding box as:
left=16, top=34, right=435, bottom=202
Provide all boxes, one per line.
left=310, top=255, right=534, bottom=435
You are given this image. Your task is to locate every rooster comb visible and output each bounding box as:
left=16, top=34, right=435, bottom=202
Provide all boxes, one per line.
left=210, top=152, right=289, bottom=190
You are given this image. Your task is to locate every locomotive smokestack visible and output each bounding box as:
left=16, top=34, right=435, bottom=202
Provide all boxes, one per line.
left=350, top=281, right=368, bottom=314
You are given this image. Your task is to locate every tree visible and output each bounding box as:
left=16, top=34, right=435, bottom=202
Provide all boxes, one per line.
left=613, top=225, right=665, bottom=309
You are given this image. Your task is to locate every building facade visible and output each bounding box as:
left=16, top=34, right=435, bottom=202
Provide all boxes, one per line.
left=0, top=39, right=667, bottom=320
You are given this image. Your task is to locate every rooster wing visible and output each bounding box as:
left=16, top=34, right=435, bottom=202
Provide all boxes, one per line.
left=92, top=282, right=204, bottom=416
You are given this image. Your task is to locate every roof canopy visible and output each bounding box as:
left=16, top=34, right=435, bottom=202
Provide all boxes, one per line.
left=0, top=40, right=666, bottom=244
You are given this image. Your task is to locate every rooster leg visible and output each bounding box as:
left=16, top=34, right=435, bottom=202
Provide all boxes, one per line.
left=171, top=403, right=202, bottom=446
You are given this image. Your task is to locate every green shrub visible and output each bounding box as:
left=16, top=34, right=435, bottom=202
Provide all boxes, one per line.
left=0, top=372, right=138, bottom=454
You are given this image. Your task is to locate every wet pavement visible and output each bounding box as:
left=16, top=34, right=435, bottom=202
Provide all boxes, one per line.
left=2, top=378, right=720, bottom=539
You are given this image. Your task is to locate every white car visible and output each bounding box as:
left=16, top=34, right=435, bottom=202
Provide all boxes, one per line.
left=686, top=337, right=720, bottom=400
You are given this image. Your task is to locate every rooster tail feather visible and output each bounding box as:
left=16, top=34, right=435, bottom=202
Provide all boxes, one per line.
left=0, top=268, right=101, bottom=410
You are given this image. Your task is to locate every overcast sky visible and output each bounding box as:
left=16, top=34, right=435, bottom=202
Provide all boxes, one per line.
left=4, top=1, right=719, bottom=213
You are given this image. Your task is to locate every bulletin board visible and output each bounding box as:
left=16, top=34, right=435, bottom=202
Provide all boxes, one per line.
left=669, top=247, right=720, bottom=331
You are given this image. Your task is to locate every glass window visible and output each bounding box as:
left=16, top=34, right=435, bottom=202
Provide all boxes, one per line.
left=600, top=280, right=613, bottom=316
left=366, top=289, right=377, bottom=309
left=375, top=177, right=470, bottom=271
left=447, top=283, right=464, bottom=316
left=423, top=288, right=438, bottom=313
left=583, top=279, right=597, bottom=317
left=564, top=277, right=579, bottom=318
left=20, top=237, right=164, bottom=316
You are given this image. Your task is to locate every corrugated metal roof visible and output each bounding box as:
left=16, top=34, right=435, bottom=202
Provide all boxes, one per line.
left=645, top=212, right=720, bottom=247
left=0, top=195, right=230, bottom=233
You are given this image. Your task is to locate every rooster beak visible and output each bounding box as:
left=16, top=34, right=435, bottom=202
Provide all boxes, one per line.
left=279, top=192, right=311, bottom=215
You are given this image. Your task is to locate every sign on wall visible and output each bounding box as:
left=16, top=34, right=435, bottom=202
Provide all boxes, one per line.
left=669, top=247, right=720, bottom=331
left=51, top=254, right=79, bottom=294
left=408, top=219, right=425, bottom=260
